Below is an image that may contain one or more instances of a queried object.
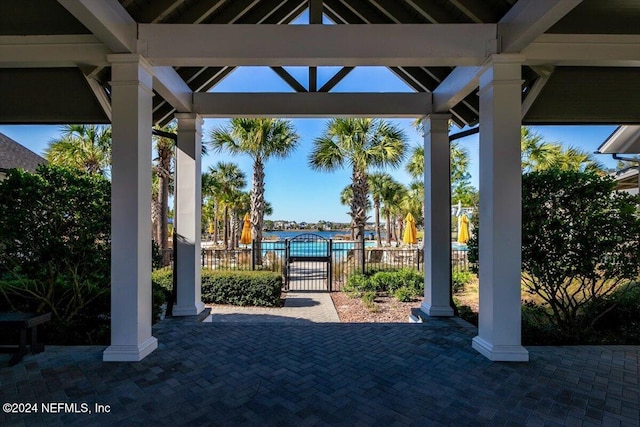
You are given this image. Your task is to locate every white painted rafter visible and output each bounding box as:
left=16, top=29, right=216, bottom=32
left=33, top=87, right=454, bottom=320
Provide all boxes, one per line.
left=432, top=66, right=484, bottom=113
left=499, top=0, right=584, bottom=53
left=193, top=92, right=431, bottom=117
left=521, top=66, right=554, bottom=119
left=138, top=24, right=497, bottom=67
left=57, top=0, right=193, bottom=112
left=523, top=34, right=640, bottom=67
left=57, top=0, right=137, bottom=53
left=0, top=35, right=110, bottom=67
left=432, top=0, right=582, bottom=113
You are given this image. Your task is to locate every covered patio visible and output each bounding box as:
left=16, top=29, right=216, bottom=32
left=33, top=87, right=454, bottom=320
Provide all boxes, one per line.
left=1, top=0, right=640, bottom=364
left=2, top=317, right=639, bottom=425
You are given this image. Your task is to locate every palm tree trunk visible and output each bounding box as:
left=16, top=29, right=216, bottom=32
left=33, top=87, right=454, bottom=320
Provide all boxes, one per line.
left=351, top=166, right=368, bottom=271
left=385, top=210, right=392, bottom=245
left=252, top=158, right=265, bottom=265
left=214, top=202, right=220, bottom=243
left=223, top=205, right=229, bottom=249
left=158, top=176, right=169, bottom=265
left=374, top=199, right=382, bottom=247
left=230, top=211, right=239, bottom=249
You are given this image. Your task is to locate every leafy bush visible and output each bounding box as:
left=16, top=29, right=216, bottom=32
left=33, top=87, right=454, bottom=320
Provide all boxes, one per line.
left=344, top=273, right=376, bottom=296
left=152, top=240, right=164, bottom=270
left=452, top=270, right=473, bottom=293
left=395, top=268, right=423, bottom=296
left=346, top=269, right=423, bottom=297
left=0, top=166, right=111, bottom=344
left=393, top=287, right=413, bottom=302
left=361, top=291, right=378, bottom=311
left=468, top=169, right=640, bottom=337
left=201, top=270, right=282, bottom=306
left=151, top=268, right=173, bottom=321
left=370, top=271, right=402, bottom=292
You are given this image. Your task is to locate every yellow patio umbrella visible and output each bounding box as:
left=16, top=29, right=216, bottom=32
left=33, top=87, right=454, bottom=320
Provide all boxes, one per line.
left=208, top=222, right=214, bottom=234
left=240, top=213, right=252, bottom=244
left=457, top=214, right=470, bottom=244
left=402, top=212, right=417, bottom=245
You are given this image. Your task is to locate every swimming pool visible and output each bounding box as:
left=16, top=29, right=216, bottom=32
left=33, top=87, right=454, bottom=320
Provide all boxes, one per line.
left=256, top=240, right=467, bottom=257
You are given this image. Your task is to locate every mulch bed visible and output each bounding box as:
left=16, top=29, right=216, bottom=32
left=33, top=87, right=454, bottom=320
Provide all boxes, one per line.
left=330, top=292, right=421, bottom=323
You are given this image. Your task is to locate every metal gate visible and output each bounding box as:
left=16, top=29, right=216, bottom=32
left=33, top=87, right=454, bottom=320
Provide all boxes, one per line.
left=284, top=233, right=333, bottom=291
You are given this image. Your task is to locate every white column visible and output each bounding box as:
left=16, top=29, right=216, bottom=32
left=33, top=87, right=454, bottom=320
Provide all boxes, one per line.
left=472, top=55, right=529, bottom=362
left=421, top=113, right=454, bottom=317
left=103, top=54, right=157, bottom=362
left=172, top=113, right=205, bottom=316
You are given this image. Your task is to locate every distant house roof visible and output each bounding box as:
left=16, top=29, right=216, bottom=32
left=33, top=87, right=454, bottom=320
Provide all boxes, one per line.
left=611, top=166, right=639, bottom=191
left=597, top=126, right=640, bottom=155
left=0, top=132, right=47, bottom=173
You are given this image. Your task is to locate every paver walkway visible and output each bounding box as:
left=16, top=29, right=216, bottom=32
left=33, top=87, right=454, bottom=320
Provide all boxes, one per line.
left=1, top=317, right=639, bottom=426
left=208, top=291, right=340, bottom=323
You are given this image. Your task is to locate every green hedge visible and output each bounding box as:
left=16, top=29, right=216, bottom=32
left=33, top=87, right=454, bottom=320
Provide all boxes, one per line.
left=151, top=268, right=173, bottom=321
left=153, top=269, right=283, bottom=307
left=202, top=270, right=282, bottom=306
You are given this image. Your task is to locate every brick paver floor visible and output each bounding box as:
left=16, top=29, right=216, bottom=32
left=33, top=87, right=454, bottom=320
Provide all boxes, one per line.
left=1, top=316, right=639, bottom=426
left=208, top=291, right=340, bottom=323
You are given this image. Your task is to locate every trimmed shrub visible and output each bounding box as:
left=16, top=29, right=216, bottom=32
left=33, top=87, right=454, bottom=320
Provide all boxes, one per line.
left=452, top=270, right=473, bottom=293
left=370, top=271, right=402, bottom=292
left=344, top=273, right=376, bottom=296
left=201, top=270, right=282, bottom=307
left=395, top=268, right=423, bottom=296
left=151, top=268, right=173, bottom=321
left=393, top=286, right=413, bottom=302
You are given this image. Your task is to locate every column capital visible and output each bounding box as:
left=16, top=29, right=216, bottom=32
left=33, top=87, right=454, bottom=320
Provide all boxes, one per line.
left=478, top=56, right=524, bottom=96
left=424, top=113, right=451, bottom=134
left=175, top=113, right=203, bottom=125
left=108, top=54, right=153, bottom=95
left=107, top=53, right=153, bottom=69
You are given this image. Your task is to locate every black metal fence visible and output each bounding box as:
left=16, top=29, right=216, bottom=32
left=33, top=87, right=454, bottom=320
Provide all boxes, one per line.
left=156, top=239, right=470, bottom=292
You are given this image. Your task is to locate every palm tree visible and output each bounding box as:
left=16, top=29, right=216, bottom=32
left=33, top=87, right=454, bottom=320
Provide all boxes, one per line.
left=521, top=127, right=605, bottom=173
left=379, top=179, right=406, bottom=245
left=406, top=141, right=473, bottom=204
left=152, top=123, right=176, bottom=260
left=206, top=162, right=246, bottom=250
left=340, top=185, right=372, bottom=240
left=368, top=172, right=395, bottom=247
left=210, top=119, right=299, bottom=263
left=521, top=127, right=562, bottom=173
left=309, top=118, right=407, bottom=249
left=45, top=124, right=111, bottom=175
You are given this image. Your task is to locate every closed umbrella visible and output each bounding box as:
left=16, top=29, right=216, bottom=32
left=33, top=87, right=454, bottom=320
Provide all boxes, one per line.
left=240, top=213, right=252, bottom=245
left=402, top=212, right=417, bottom=245
left=208, top=222, right=214, bottom=234
left=457, top=214, right=470, bottom=244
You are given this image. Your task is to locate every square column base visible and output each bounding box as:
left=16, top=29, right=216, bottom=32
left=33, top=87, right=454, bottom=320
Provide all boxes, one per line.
left=103, top=336, right=158, bottom=362
left=172, top=301, right=205, bottom=317
left=472, top=336, right=529, bottom=362
left=420, top=300, right=454, bottom=317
